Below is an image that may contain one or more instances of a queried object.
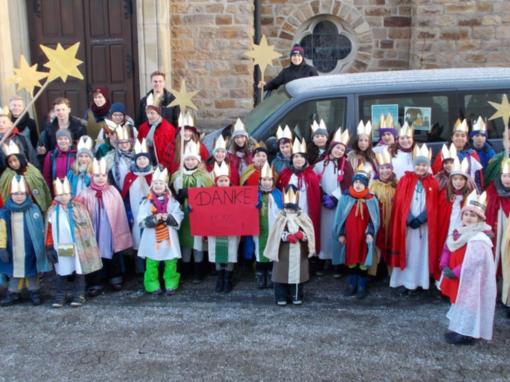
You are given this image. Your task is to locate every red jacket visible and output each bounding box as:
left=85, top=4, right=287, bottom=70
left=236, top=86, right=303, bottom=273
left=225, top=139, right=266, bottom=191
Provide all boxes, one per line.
left=137, top=119, right=177, bottom=172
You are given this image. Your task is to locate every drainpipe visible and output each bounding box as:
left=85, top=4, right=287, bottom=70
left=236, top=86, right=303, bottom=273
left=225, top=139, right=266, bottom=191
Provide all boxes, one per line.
left=254, top=0, right=261, bottom=106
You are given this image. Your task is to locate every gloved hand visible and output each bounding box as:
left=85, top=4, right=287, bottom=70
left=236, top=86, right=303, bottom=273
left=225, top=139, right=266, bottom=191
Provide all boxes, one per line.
left=166, top=214, right=178, bottom=227
left=294, top=231, right=304, bottom=241
left=408, top=218, right=421, bottom=229
left=443, top=267, right=457, bottom=279
left=406, top=213, right=416, bottom=226
left=176, top=188, right=188, bottom=203
left=0, top=248, right=9, bottom=263
left=321, top=194, right=338, bottom=209
left=144, top=215, right=159, bottom=228
left=46, top=246, right=58, bottom=264
left=287, top=234, right=297, bottom=244
left=416, top=211, right=427, bottom=225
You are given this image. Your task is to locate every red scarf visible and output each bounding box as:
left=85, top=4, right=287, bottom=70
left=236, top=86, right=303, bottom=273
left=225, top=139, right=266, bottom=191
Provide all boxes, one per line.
left=149, top=191, right=169, bottom=214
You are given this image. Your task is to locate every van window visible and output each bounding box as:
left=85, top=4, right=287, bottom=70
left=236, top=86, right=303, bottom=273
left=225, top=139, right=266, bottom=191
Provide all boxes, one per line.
left=244, top=86, right=291, bottom=134
left=269, top=97, right=347, bottom=141
left=360, top=93, right=450, bottom=143
left=461, top=90, right=510, bottom=138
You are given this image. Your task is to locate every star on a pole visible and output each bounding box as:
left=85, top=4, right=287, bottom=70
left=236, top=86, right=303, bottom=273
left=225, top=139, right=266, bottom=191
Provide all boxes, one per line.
left=9, top=55, right=48, bottom=96
left=489, top=94, right=510, bottom=126
left=40, top=42, right=84, bottom=82
left=244, top=35, right=282, bottom=75
left=169, top=79, right=199, bottom=111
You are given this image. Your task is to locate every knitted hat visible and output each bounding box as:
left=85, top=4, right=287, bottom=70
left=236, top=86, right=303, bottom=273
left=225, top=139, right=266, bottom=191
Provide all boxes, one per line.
left=352, top=165, right=370, bottom=187
left=110, top=102, right=126, bottom=115
left=290, top=44, right=304, bottom=56
left=93, top=86, right=109, bottom=98
left=56, top=129, right=72, bottom=141
left=145, top=104, right=162, bottom=115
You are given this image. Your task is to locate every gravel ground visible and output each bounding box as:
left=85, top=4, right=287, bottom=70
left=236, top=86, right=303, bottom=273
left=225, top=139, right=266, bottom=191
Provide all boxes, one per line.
left=1, top=272, right=510, bottom=382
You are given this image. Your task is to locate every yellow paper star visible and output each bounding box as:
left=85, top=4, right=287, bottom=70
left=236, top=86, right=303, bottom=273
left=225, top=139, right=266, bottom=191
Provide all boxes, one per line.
left=40, top=42, right=84, bottom=82
left=244, top=35, right=282, bottom=75
left=9, top=55, right=48, bottom=96
left=489, top=94, right=510, bottom=126
left=169, top=79, right=199, bottom=111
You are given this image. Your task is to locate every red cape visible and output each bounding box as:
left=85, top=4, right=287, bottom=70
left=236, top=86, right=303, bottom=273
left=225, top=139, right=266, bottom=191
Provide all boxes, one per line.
left=486, top=181, right=510, bottom=237
left=437, top=189, right=454, bottom=253
left=276, top=167, right=321, bottom=252
left=137, top=119, right=177, bottom=171
left=121, top=172, right=153, bottom=199
left=389, top=171, right=440, bottom=279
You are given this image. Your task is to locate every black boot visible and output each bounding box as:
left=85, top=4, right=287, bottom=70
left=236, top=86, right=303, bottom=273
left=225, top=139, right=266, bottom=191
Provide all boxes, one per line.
left=224, top=271, right=233, bottom=293
left=215, top=270, right=225, bottom=293
left=444, top=331, right=477, bottom=345
left=343, top=269, right=358, bottom=297
left=255, top=272, right=265, bottom=289
left=30, top=291, right=42, bottom=306
left=1, top=292, right=21, bottom=307
left=266, top=270, right=273, bottom=289
left=356, top=270, right=368, bottom=299
left=192, top=262, right=203, bottom=284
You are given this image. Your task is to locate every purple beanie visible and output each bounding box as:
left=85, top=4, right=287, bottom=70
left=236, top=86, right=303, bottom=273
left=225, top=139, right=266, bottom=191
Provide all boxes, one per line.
left=290, top=44, right=304, bottom=57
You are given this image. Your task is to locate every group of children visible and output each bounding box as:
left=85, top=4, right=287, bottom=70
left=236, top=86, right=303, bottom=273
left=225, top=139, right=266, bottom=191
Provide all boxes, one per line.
left=0, top=102, right=505, bottom=346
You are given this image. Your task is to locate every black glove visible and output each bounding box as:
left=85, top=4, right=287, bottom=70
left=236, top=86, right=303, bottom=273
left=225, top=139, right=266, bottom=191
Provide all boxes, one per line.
left=176, top=188, right=188, bottom=203
left=408, top=218, right=420, bottom=229
left=416, top=211, right=427, bottom=225
left=166, top=214, right=178, bottom=227
left=406, top=213, right=415, bottom=226
left=443, top=267, right=457, bottom=280
left=144, top=215, right=159, bottom=228
left=0, top=248, right=9, bottom=263
left=46, top=247, right=58, bottom=264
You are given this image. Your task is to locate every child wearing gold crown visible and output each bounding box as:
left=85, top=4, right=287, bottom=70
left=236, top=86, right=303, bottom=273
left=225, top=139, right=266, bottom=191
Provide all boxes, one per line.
left=308, top=119, right=329, bottom=165
left=276, top=137, right=321, bottom=254
left=104, top=125, right=135, bottom=191
left=434, top=144, right=456, bottom=191
left=389, top=122, right=415, bottom=180
left=389, top=144, right=440, bottom=294
left=271, top=125, right=293, bottom=176
left=374, top=113, right=396, bottom=155
left=121, top=138, right=154, bottom=273
left=206, top=162, right=240, bottom=293
left=264, top=185, right=315, bottom=305
left=333, top=165, right=380, bottom=298
left=76, top=158, right=133, bottom=296
left=42, top=129, right=76, bottom=193
left=206, top=134, right=239, bottom=185
left=67, top=135, right=94, bottom=196
left=0, top=140, right=51, bottom=213
left=45, top=177, right=102, bottom=307
left=227, top=118, right=254, bottom=179
left=313, top=127, right=353, bottom=276
left=0, top=175, right=49, bottom=306
left=432, top=119, right=483, bottom=191
left=347, top=121, right=377, bottom=178
left=137, top=167, right=183, bottom=295
left=240, top=142, right=268, bottom=186
left=470, top=116, right=495, bottom=170
left=171, top=140, right=213, bottom=283
left=440, top=191, right=496, bottom=345
left=486, top=157, right=510, bottom=317
left=253, top=162, right=283, bottom=289
left=369, top=147, right=397, bottom=277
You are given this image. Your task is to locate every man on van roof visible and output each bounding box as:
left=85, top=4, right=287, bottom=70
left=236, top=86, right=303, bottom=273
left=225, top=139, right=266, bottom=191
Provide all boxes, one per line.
left=258, top=44, right=318, bottom=91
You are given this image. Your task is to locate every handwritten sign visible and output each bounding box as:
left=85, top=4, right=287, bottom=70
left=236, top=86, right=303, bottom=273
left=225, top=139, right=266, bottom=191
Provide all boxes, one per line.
left=189, top=186, right=259, bottom=236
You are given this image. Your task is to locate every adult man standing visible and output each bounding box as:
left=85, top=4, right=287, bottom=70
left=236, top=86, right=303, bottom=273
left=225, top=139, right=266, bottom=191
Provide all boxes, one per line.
left=137, top=71, right=180, bottom=127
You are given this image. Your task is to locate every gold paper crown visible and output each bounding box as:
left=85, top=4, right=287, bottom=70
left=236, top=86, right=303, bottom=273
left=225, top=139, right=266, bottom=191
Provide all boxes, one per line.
left=92, top=158, right=107, bottom=175
left=355, top=163, right=372, bottom=178
left=472, top=116, right=487, bottom=133
left=331, top=127, right=350, bottom=146
left=134, top=138, right=149, bottom=155
left=501, top=158, right=510, bottom=175
left=357, top=120, right=372, bottom=136
left=115, top=125, right=131, bottom=141
left=283, top=186, right=298, bottom=205
left=0, top=106, right=10, bottom=117
left=178, top=110, right=194, bottom=128
left=214, top=134, right=227, bottom=151
left=260, top=162, right=273, bottom=179
left=465, top=190, right=487, bottom=212
left=213, top=161, right=230, bottom=178
left=183, top=140, right=201, bottom=159
left=233, top=118, right=246, bottom=134
left=311, top=119, right=327, bottom=134
left=152, top=167, right=169, bottom=184
left=103, top=118, right=119, bottom=133
left=441, top=143, right=457, bottom=162
left=413, top=143, right=432, bottom=161
left=375, top=148, right=392, bottom=166
left=10, top=175, right=26, bottom=194
left=291, top=137, right=307, bottom=154
left=2, top=140, right=20, bottom=156
left=450, top=156, right=469, bottom=177
left=53, top=177, right=71, bottom=196
left=276, top=125, right=292, bottom=141
left=453, top=118, right=469, bottom=134
left=77, top=136, right=93, bottom=152
left=398, top=122, right=414, bottom=138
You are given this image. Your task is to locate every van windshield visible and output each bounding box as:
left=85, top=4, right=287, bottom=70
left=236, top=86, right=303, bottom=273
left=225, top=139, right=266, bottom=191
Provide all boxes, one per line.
left=244, top=87, right=291, bottom=134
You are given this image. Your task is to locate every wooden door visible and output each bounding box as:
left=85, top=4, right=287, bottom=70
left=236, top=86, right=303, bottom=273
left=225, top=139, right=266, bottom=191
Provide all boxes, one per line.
left=26, top=0, right=138, bottom=125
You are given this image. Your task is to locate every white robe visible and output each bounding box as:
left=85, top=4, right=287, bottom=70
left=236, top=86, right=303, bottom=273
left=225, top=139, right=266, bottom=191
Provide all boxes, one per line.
left=137, top=197, right=184, bottom=261
left=48, top=207, right=83, bottom=276
left=392, top=150, right=414, bottom=180
left=447, top=232, right=496, bottom=340
left=390, top=181, right=430, bottom=289
left=447, top=195, right=463, bottom=237
left=207, top=236, right=240, bottom=264
left=253, top=193, right=281, bottom=262
left=128, top=176, right=151, bottom=249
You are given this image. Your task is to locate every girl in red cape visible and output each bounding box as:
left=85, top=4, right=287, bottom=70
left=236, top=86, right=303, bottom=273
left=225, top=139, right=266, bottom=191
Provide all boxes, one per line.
left=276, top=137, right=321, bottom=252
left=205, top=135, right=239, bottom=186
left=389, top=143, right=440, bottom=293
